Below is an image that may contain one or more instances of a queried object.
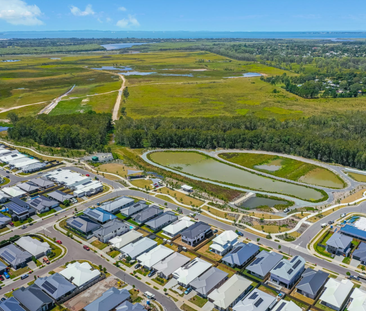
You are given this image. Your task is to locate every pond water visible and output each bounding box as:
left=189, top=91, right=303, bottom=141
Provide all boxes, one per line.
left=101, top=42, right=151, bottom=50
left=227, top=72, right=262, bottom=78
left=160, top=73, right=193, bottom=77
left=2, top=59, right=20, bottom=62
left=0, top=127, right=9, bottom=132
left=254, top=159, right=283, bottom=172
left=149, top=152, right=325, bottom=201
left=239, top=197, right=288, bottom=209
left=92, top=66, right=193, bottom=77
left=299, top=168, right=344, bottom=189
left=92, top=66, right=133, bottom=71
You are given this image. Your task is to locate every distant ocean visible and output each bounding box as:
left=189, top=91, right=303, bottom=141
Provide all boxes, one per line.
left=1, top=31, right=366, bottom=40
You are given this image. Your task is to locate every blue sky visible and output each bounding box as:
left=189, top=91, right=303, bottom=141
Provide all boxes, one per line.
left=1, top=0, right=366, bottom=32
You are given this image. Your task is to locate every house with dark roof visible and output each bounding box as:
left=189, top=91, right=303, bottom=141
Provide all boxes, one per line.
left=132, top=205, right=163, bottom=225
left=83, top=207, right=116, bottom=224
left=0, top=244, right=32, bottom=269
left=120, top=201, right=148, bottom=217
left=0, top=296, right=26, bottom=311
left=353, top=242, right=366, bottom=264
left=233, top=288, right=277, bottom=311
left=0, top=215, right=11, bottom=229
left=270, top=256, right=306, bottom=289
left=100, top=196, right=135, bottom=214
left=93, top=219, right=130, bottom=243
left=13, top=284, right=54, bottom=311
left=326, top=232, right=352, bottom=256
left=116, top=301, right=146, bottom=311
left=17, top=182, right=39, bottom=194
left=28, top=178, right=55, bottom=189
left=84, top=287, right=130, bottom=311
left=153, top=252, right=191, bottom=280
left=5, top=198, right=30, bottom=221
left=47, top=190, right=73, bottom=203
left=145, top=212, right=178, bottom=232
left=246, top=251, right=283, bottom=279
left=29, top=195, right=59, bottom=214
left=35, top=273, right=76, bottom=301
left=222, top=243, right=260, bottom=268
left=296, top=268, right=329, bottom=299
left=66, top=216, right=101, bottom=239
left=189, top=267, right=228, bottom=298
left=0, top=261, right=7, bottom=274
left=341, top=224, right=366, bottom=242
left=180, top=221, right=212, bottom=247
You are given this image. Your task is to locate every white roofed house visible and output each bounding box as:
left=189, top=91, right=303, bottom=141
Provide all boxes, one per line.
left=137, top=245, right=174, bottom=270
left=59, top=262, right=100, bottom=288
left=99, top=196, right=135, bottom=214
left=120, top=237, right=157, bottom=260
left=269, top=256, right=305, bottom=289
left=16, top=236, right=51, bottom=259
left=173, top=257, right=212, bottom=287
left=73, top=181, right=103, bottom=197
left=93, top=219, right=130, bottom=243
left=233, top=288, right=277, bottom=311
left=0, top=190, right=10, bottom=203
left=2, top=186, right=26, bottom=198
left=17, top=182, right=40, bottom=194
left=20, top=161, right=46, bottom=173
left=318, top=279, right=353, bottom=311
left=162, top=216, right=194, bottom=238
left=210, top=230, right=238, bottom=256
left=110, top=230, right=143, bottom=250
left=153, top=252, right=191, bottom=280
left=348, top=287, right=366, bottom=311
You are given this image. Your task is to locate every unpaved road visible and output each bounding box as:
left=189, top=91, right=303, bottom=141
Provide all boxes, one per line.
left=38, top=84, right=76, bottom=115
left=112, top=74, right=126, bottom=121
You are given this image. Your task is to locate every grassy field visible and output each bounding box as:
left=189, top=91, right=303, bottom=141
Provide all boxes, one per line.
left=347, top=172, right=366, bottom=182
left=219, top=153, right=345, bottom=189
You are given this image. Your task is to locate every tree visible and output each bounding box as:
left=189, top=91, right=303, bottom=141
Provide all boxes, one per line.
left=123, top=87, right=130, bottom=99
left=257, top=238, right=260, bottom=243
left=28, top=218, right=32, bottom=224
left=121, top=107, right=127, bottom=116
left=7, top=112, right=19, bottom=124
left=278, top=245, right=281, bottom=250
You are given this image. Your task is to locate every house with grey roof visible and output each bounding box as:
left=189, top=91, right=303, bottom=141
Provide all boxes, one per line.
left=13, top=284, right=54, bottom=311
left=35, top=273, right=76, bottom=301
left=0, top=296, right=26, bottom=311
left=16, top=236, right=51, bottom=259
left=326, top=232, right=352, bottom=256
left=93, top=219, right=130, bottom=243
left=0, top=215, right=11, bottom=229
left=116, top=301, right=145, bottom=311
left=100, top=196, right=135, bottom=214
left=233, top=288, right=277, bottom=311
left=145, top=212, right=178, bottom=232
left=120, top=237, right=157, bottom=260
left=190, top=267, right=228, bottom=298
left=29, top=195, right=59, bottom=214
left=132, top=205, right=163, bottom=225
left=47, top=190, right=73, bottom=203
left=66, top=216, right=101, bottom=239
left=84, top=287, right=130, bottom=311
left=0, top=261, right=7, bottom=274
left=153, top=252, right=191, bottom=279
left=181, top=221, right=212, bottom=247
left=270, top=256, right=306, bottom=289
left=246, top=251, right=283, bottom=279
left=17, top=182, right=40, bottom=194
left=222, top=243, right=259, bottom=268
left=5, top=199, right=30, bottom=221
left=296, top=268, right=329, bottom=299
left=353, top=242, right=366, bottom=264
left=0, top=244, right=32, bottom=269
left=28, top=178, right=55, bottom=189
left=120, top=201, right=148, bottom=217
left=83, top=207, right=116, bottom=224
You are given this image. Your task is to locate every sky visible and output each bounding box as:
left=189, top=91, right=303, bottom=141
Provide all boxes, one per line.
left=1, top=0, right=366, bottom=32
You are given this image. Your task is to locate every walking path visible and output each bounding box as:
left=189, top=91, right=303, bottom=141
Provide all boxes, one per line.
left=38, top=85, right=76, bottom=114
left=112, top=74, right=126, bottom=121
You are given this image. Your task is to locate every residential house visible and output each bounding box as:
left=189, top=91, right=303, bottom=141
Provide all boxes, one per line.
left=144, top=212, right=178, bottom=232
left=120, top=201, right=148, bottom=217
left=29, top=195, right=59, bottom=214
left=180, top=221, right=212, bottom=247
left=162, top=216, right=194, bottom=238
left=210, top=230, right=238, bottom=256
left=99, top=196, right=135, bottom=214
left=13, top=284, right=54, bottom=311
left=341, top=224, right=366, bottom=242
left=270, top=256, right=305, bottom=289
left=5, top=199, right=30, bottom=221
left=2, top=186, right=26, bottom=198
left=116, top=301, right=146, bottom=311
left=2, top=153, right=27, bottom=164
left=325, top=232, right=352, bottom=256
left=35, top=273, right=76, bottom=301
left=73, top=181, right=103, bottom=197
left=120, top=237, right=157, bottom=260
left=0, top=244, right=32, bottom=269
left=0, top=190, right=10, bottom=203
left=132, top=205, right=163, bottom=225
left=318, top=279, right=353, bottom=311
left=348, top=287, right=366, bottom=311
left=93, top=219, right=130, bottom=243
left=272, top=301, right=301, bottom=311
left=208, top=274, right=253, bottom=311
left=0, top=261, right=7, bottom=274
left=136, top=245, right=174, bottom=270
left=28, top=178, right=55, bottom=189
left=153, top=252, right=190, bottom=280
left=222, top=243, right=260, bottom=268
left=21, top=162, right=46, bottom=173
left=45, top=169, right=91, bottom=189
left=84, top=288, right=130, bottom=311
left=110, top=231, right=143, bottom=250
left=16, top=236, right=51, bottom=259
left=173, top=257, right=212, bottom=287
left=66, top=216, right=101, bottom=239
left=246, top=251, right=283, bottom=279
left=17, top=182, right=40, bottom=194
left=352, top=242, right=366, bottom=265
left=189, top=267, right=228, bottom=298
left=83, top=207, right=116, bottom=224
left=296, top=268, right=329, bottom=299
left=0, top=215, right=11, bottom=228
left=59, top=262, right=100, bottom=288
left=46, top=190, right=73, bottom=203
left=0, top=296, right=27, bottom=311
left=233, top=288, right=277, bottom=311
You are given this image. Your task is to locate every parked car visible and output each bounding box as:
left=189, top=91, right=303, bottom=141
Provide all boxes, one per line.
left=56, top=240, right=62, bottom=244
left=328, top=220, right=334, bottom=225
left=0, top=298, right=6, bottom=302
left=148, top=270, right=156, bottom=277
left=9, top=222, right=14, bottom=227
left=5, top=175, right=9, bottom=178
left=134, top=263, right=141, bottom=269
left=86, top=174, right=90, bottom=177
left=213, top=229, right=218, bottom=233
left=43, top=257, right=50, bottom=264
left=5, top=171, right=9, bottom=173
left=284, top=208, right=290, bottom=213
left=184, top=287, right=192, bottom=295
left=321, top=223, right=327, bottom=228
left=341, top=213, right=347, bottom=218
left=21, top=225, right=27, bottom=229
left=3, top=272, right=9, bottom=279
left=83, top=245, right=90, bottom=251
left=0, top=275, right=4, bottom=281
left=21, top=274, right=29, bottom=280
left=236, top=231, right=243, bottom=237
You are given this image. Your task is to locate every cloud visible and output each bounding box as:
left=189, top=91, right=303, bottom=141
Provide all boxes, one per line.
left=118, top=7, right=127, bottom=12
left=70, top=4, right=94, bottom=16
left=0, top=0, right=43, bottom=25
left=106, top=17, right=112, bottom=22
left=116, top=14, right=139, bottom=28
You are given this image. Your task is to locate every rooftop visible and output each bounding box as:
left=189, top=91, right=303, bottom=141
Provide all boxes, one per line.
left=110, top=231, right=143, bottom=249
left=189, top=267, right=228, bottom=297
left=233, top=288, right=277, bottom=311
left=66, top=216, right=101, bottom=233
left=99, top=196, right=135, bottom=213
left=93, top=219, right=129, bottom=237
left=83, top=207, right=117, bottom=223
left=270, top=256, right=305, bottom=281
left=13, top=284, right=53, bottom=311
left=152, top=252, right=190, bottom=278
left=272, top=300, right=302, bottom=311
left=162, top=216, right=194, bottom=236
left=319, top=278, right=354, bottom=308
left=137, top=245, right=174, bottom=268
left=340, top=225, right=366, bottom=241
left=116, top=301, right=146, bottom=311
left=0, top=244, right=32, bottom=267
left=34, top=273, right=76, bottom=300
left=28, top=178, right=54, bottom=188
left=16, top=236, right=51, bottom=257
left=120, top=237, right=157, bottom=259
left=173, top=257, right=212, bottom=286
left=145, top=211, right=178, bottom=230
left=353, top=242, right=366, bottom=262
left=296, top=268, right=329, bottom=296
left=29, top=195, right=58, bottom=212
left=0, top=296, right=26, bottom=311
left=180, top=221, right=211, bottom=239
left=121, top=201, right=148, bottom=216
left=348, top=287, right=366, bottom=311
left=84, top=288, right=130, bottom=311
left=59, top=262, right=100, bottom=287
left=132, top=205, right=162, bottom=224
left=246, top=251, right=283, bottom=277
left=47, top=190, right=73, bottom=202
left=222, top=243, right=259, bottom=267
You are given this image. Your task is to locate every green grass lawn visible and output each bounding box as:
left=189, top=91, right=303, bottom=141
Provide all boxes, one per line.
left=107, top=250, right=120, bottom=258
left=91, top=240, right=109, bottom=250
left=189, top=295, right=208, bottom=308
left=180, top=304, right=197, bottom=311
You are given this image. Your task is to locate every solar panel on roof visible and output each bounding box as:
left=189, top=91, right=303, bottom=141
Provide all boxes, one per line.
left=288, top=269, right=293, bottom=275
left=276, top=302, right=286, bottom=311
left=290, top=256, right=298, bottom=263
left=274, top=262, right=284, bottom=270
left=251, top=257, right=263, bottom=265
left=254, top=298, right=263, bottom=307
left=249, top=292, right=258, bottom=300
left=72, top=220, right=83, bottom=228
left=42, top=281, right=57, bottom=294
left=231, top=246, right=242, bottom=254
left=2, top=250, right=15, bottom=263
left=293, top=259, right=302, bottom=269
left=6, top=203, right=27, bottom=214
left=87, top=211, right=101, bottom=219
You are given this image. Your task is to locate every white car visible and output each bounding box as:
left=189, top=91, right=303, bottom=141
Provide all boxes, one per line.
left=321, top=223, right=327, bottom=228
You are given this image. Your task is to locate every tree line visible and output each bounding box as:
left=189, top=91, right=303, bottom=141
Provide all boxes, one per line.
left=115, top=114, right=366, bottom=169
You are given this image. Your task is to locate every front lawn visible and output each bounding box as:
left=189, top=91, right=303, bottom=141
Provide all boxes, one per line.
left=189, top=295, right=208, bottom=308
left=180, top=304, right=197, bottom=311
left=107, top=250, right=120, bottom=258
left=91, top=240, right=109, bottom=250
